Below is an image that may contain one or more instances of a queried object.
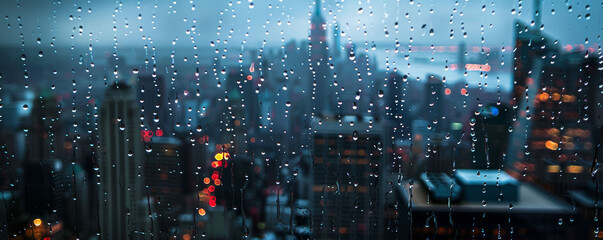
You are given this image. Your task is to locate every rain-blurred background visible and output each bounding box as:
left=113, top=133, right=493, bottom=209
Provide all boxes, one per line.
left=0, top=0, right=601, bottom=239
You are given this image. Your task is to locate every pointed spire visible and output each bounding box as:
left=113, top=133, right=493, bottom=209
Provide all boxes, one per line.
left=314, top=0, right=321, bottom=16
left=533, top=0, right=542, bottom=29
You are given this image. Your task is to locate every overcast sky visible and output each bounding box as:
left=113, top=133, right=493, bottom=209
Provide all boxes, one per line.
left=0, top=0, right=600, bottom=49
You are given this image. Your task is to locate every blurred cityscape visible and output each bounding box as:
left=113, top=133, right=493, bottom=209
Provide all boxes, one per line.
left=0, top=0, right=601, bottom=240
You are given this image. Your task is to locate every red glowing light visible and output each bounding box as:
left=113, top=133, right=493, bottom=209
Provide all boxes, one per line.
left=460, top=88, right=468, bottom=96
left=155, top=129, right=163, bottom=137
left=209, top=200, right=216, bottom=207
left=444, top=88, right=451, bottom=95
left=198, top=135, right=209, bottom=144
left=211, top=172, right=219, bottom=180
left=140, top=130, right=153, bottom=142
left=464, top=64, right=491, bottom=72
left=246, top=75, right=253, bottom=81
left=211, top=161, right=223, bottom=168
left=208, top=185, right=215, bottom=192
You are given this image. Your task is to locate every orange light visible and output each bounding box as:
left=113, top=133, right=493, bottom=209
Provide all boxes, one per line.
left=567, top=165, right=583, bottom=174
left=562, top=94, right=576, bottom=103
left=234, top=120, right=241, bottom=126
left=246, top=75, right=253, bottom=81
left=538, top=92, right=549, bottom=102
left=545, top=140, right=558, bottom=151
left=444, top=88, right=451, bottom=95
left=33, top=219, right=42, bottom=227
left=551, top=93, right=561, bottom=101
left=64, top=142, right=73, bottom=150
left=203, top=177, right=211, bottom=184
left=214, top=179, right=222, bottom=186
left=547, top=165, right=560, bottom=173
left=211, top=161, right=223, bottom=168
left=198, top=208, right=206, bottom=216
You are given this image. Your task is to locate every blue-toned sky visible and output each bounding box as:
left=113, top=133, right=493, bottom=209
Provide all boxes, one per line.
left=0, top=0, right=600, bottom=48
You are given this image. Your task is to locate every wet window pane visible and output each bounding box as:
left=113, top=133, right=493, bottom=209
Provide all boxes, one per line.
left=0, top=0, right=601, bottom=239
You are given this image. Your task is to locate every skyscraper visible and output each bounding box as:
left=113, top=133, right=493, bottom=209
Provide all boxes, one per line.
left=97, top=82, right=154, bottom=239
left=28, top=90, right=64, bottom=162
left=309, top=0, right=331, bottom=116
left=421, top=74, right=445, bottom=132
left=507, top=21, right=600, bottom=194
left=137, top=74, right=167, bottom=133
left=310, top=116, right=385, bottom=240
left=145, top=137, right=184, bottom=239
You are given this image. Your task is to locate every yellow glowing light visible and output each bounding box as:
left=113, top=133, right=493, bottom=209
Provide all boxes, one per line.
left=545, top=140, right=558, bottom=151
left=562, top=94, right=576, bottom=103
left=198, top=208, right=206, bottom=216
left=214, top=153, right=223, bottom=161
left=33, top=219, right=42, bottom=227
left=547, top=165, right=560, bottom=173
left=567, top=165, right=583, bottom=174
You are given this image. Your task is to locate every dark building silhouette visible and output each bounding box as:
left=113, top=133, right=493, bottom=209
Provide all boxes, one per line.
left=145, top=137, right=184, bottom=238
left=28, top=90, right=64, bottom=162
left=468, top=103, right=512, bottom=169
left=137, top=74, right=168, bottom=133
left=421, top=74, right=445, bottom=132
left=507, top=21, right=601, bottom=194
left=97, top=82, right=154, bottom=239
left=311, top=117, right=386, bottom=240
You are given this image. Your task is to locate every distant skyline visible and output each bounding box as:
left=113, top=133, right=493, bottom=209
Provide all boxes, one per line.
left=0, top=0, right=599, bottom=49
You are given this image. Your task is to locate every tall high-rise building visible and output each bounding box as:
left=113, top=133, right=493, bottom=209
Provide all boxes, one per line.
left=28, top=90, right=64, bottom=162
left=507, top=21, right=601, bottom=194
left=97, top=82, right=154, bottom=239
left=309, top=0, right=331, bottom=115
left=225, top=70, right=248, bottom=156
left=332, top=22, right=341, bottom=59
left=310, top=117, right=385, bottom=240
left=421, top=74, right=445, bottom=132
left=145, top=137, right=184, bottom=239
left=385, top=72, right=412, bottom=139
left=137, top=74, right=167, bottom=133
